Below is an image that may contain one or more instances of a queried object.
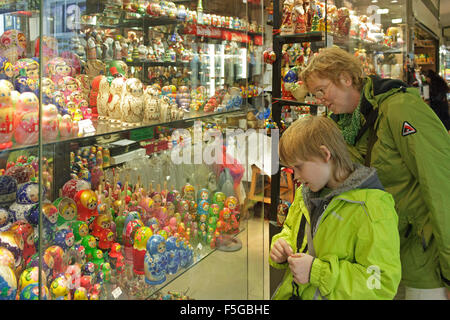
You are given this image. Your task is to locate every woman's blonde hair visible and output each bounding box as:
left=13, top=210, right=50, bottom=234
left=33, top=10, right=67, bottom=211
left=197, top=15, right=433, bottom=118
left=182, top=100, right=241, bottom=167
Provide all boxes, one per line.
left=279, top=115, right=354, bottom=181
left=301, top=47, right=364, bottom=91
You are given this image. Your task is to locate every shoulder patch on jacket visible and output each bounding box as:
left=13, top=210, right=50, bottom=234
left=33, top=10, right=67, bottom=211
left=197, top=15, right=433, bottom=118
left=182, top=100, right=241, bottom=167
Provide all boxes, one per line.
left=402, top=121, right=417, bottom=136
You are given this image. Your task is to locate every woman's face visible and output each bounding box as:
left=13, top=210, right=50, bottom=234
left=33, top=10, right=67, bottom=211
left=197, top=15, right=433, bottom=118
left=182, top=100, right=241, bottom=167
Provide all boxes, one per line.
left=307, top=72, right=360, bottom=115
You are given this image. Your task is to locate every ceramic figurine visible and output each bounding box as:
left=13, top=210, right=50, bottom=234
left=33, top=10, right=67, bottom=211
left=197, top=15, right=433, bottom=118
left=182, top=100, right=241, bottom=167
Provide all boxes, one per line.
left=133, top=226, right=153, bottom=275
left=144, top=234, right=168, bottom=285
left=292, top=0, right=306, bottom=34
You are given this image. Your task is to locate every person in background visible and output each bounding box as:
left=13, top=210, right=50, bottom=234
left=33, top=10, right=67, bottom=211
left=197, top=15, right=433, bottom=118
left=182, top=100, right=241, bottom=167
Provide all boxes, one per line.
left=425, top=69, right=450, bottom=131
left=270, top=116, right=401, bottom=300
left=300, top=47, right=450, bottom=300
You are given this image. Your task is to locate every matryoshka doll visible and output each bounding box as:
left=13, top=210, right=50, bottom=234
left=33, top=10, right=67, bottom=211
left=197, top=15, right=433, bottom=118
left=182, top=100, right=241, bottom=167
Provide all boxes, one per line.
left=90, top=214, right=114, bottom=251
left=34, top=35, right=58, bottom=67
left=123, top=218, right=143, bottom=265
left=107, top=76, right=126, bottom=123
left=0, top=265, right=17, bottom=300
left=133, top=226, right=153, bottom=275
left=58, top=76, right=80, bottom=101
left=14, top=58, right=39, bottom=93
left=46, top=57, right=73, bottom=86
left=165, top=236, right=180, bottom=275
left=14, top=91, right=39, bottom=145
left=121, top=77, right=144, bottom=126
left=81, top=235, right=97, bottom=261
left=73, top=189, right=98, bottom=223
left=212, top=191, right=226, bottom=211
left=109, top=242, right=124, bottom=273
left=70, top=220, right=89, bottom=245
left=96, top=75, right=110, bottom=121
left=208, top=203, right=220, bottom=220
left=42, top=104, right=59, bottom=142
left=224, top=195, right=239, bottom=222
left=17, top=266, right=46, bottom=294
left=9, top=220, right=35, bottom=263
left=53, top=197, right=77, bottom=231
left=0, top=57, right=14, bottom=81
left=181, top=183, right=195, bottom=202
left=41, top=203, right=58, bottom=245
left=19, top=283, right=50, bottom=300
left=50, top=274, right=71, bottom=300
left=144, top=234, right=167, bottom=285
left=45, top=245, right=67, bottom=279
left=0, top=208, right=12, bottom=232
left=61, top=178, right=90, bottom=200
left=89, top=75, right=102, bottom=118
left=9, top=182, right=40, bottom=224
left=58, top=114, right=77, bottom=137
left=0, top=78, right=14, bottom=149
left=0, top=29, right=27, bottom=65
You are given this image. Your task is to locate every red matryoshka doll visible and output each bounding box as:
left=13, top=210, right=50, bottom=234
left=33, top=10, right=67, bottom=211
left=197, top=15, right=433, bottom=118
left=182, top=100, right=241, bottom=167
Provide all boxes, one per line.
left=0, top=79, right=14, bottom=149
left=10, top=220, right=35, bottom=262
left=0, top=29, right=27, bottom=65
left=123, top=219, right=143, bottom=265
left=108, top=242, right=124, bottom=273
left=42, top=104, right=59, bottom=142
left=133, top=226, right=153, bottom=275
left=14, top=91, right=39, bottom=145
left=90, top=214, right=114, bottom=251
left=224, top=196, right=240, bottom=222
left=45, top=245, right=67, bottom=279
left=73, top=189, right=98, bottom=223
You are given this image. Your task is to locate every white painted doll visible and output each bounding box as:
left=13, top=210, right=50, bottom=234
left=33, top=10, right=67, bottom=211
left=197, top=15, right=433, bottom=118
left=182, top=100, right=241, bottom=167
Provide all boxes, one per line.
left=143, top=86, right=160, bottom=124
left=121, top=78, right=144, bottom=126
left=107, top=77, right=126, bottom=123
left=96, top=75, right=110, bottom=120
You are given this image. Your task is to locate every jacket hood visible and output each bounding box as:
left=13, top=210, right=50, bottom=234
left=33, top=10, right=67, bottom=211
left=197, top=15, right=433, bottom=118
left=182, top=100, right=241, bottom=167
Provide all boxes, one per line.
left=302, top=163, right=384, bottom=230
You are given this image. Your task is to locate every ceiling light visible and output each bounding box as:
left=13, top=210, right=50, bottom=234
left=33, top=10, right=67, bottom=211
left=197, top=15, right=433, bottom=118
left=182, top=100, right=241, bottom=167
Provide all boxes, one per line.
left=377, top=8, right=389, bottom=14
left=392, top=18, right=402, bottom=24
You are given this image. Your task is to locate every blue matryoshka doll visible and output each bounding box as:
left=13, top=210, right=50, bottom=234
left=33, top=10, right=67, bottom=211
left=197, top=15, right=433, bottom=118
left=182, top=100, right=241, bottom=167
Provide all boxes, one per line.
left=144, top=234, right=167, bottom=285
left=165, top=236, right=180, bottom=275
left=9, top=182, right=41, bottom=224
left=0, top=265, right=17, bottom=300
left=0, top=208, right=12, bottom=232
left=0, top=175, right=18, bottom=209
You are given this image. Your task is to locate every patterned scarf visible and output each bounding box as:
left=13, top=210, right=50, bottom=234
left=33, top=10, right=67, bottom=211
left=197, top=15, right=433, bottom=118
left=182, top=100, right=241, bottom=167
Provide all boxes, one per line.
left=337, top=105, right=361, bottom=146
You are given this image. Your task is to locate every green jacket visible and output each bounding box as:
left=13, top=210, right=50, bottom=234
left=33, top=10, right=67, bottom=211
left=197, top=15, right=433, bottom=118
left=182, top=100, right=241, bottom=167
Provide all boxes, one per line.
left=343, top=76, right=450, bottom=290
left=270, top=164, right=401, bottom=300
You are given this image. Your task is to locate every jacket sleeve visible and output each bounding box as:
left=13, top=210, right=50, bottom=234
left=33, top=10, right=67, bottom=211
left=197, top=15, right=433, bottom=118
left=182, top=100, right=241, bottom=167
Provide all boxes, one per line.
left=309, top=193, right=402, bottom=300
left=384, top=89, right=450, bottom=289
left=269, top=188, right=307, bottom=270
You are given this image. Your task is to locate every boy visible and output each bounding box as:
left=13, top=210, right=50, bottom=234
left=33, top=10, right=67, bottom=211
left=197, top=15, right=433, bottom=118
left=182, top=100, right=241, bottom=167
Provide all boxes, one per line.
left=270, top=116, right=401, bottom=299
left=300, top=47, right=450, bottom=299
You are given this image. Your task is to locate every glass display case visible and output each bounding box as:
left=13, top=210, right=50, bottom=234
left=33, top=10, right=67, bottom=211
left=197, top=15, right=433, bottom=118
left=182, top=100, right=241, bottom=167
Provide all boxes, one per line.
left=0, top=0, right=267, bottom=300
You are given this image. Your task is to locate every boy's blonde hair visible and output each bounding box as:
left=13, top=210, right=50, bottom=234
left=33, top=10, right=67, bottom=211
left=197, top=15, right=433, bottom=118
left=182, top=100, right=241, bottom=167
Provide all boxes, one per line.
left=301, top=47, right=364, bottom=91
left=279, top=115, right=354, bottom=181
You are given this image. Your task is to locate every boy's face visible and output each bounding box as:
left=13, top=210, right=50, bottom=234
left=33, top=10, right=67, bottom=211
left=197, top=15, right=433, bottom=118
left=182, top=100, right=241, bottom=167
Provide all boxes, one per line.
left=291, top=156, right=332, bottom=192
left=306, top=72, right=359, bottom=115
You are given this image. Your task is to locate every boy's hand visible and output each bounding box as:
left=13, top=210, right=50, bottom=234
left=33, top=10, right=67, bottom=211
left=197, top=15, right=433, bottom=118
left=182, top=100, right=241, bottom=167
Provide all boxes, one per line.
left=270, top=238, right=293, bottom=264
left=288, top=253, right=315, bottom=284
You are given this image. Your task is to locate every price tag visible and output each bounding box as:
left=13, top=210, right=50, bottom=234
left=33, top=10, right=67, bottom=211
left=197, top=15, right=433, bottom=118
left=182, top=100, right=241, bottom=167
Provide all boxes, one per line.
left=111, top=286, right=123, bottom=299
left=77, top=119, right=96, bottom=135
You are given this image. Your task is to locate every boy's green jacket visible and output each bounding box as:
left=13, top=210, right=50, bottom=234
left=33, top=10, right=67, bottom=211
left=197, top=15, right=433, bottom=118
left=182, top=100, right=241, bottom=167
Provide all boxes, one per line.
left=344, top=76, right=450, bottom=290
left=270, top=165, right=402, bottom=300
